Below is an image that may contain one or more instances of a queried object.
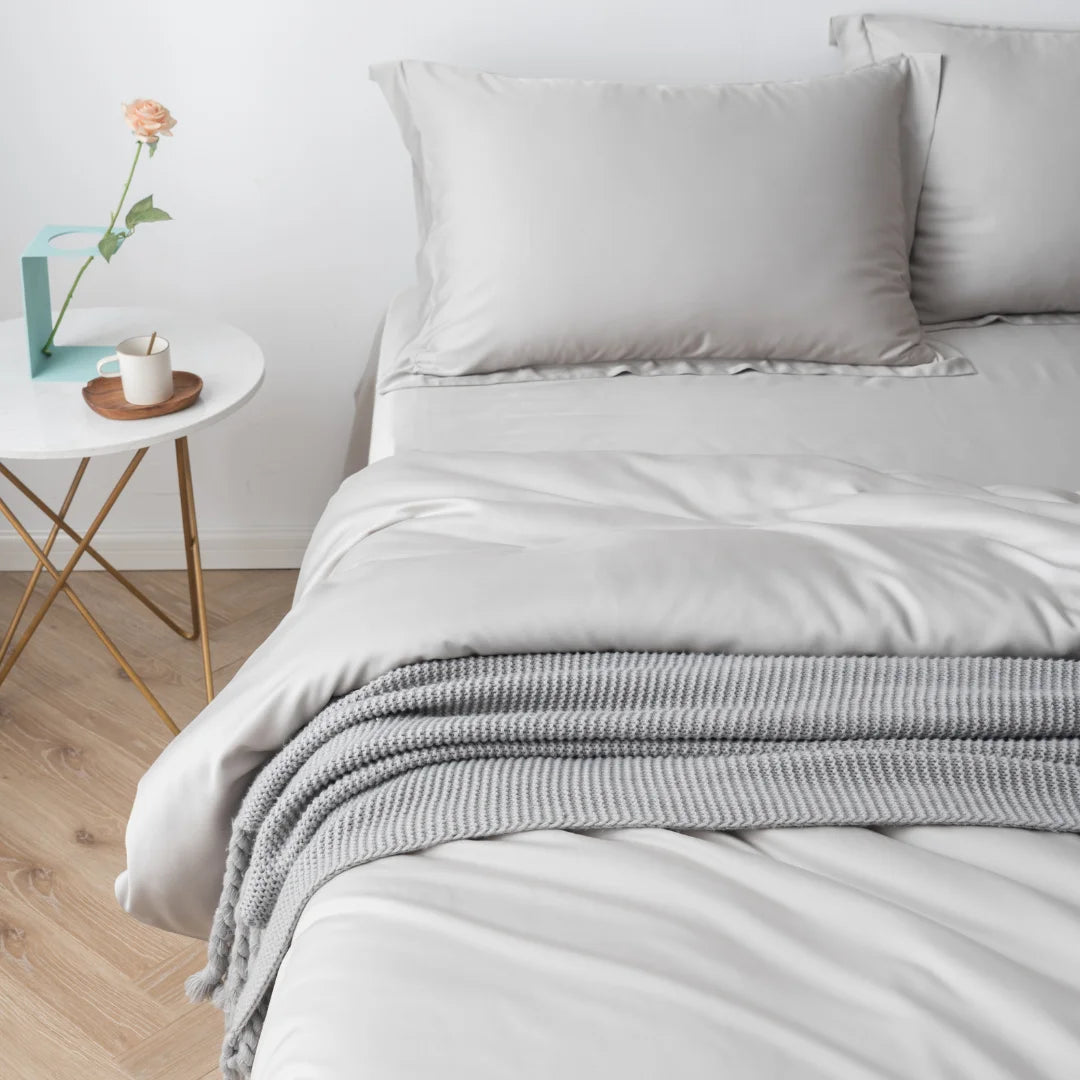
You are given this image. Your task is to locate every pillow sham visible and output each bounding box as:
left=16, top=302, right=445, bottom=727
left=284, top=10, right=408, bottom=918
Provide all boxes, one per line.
left=373, top=57, right=961, bottom=385
left=831, top=14, right=1080, bottom=325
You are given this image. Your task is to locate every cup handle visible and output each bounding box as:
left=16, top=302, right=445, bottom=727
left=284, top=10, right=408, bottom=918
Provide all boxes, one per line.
left=97, top=355, right=121, bottom=377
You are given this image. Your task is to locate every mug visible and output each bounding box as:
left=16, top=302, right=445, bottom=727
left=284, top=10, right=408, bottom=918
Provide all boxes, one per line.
left=97, top=335, right=174, bottom=406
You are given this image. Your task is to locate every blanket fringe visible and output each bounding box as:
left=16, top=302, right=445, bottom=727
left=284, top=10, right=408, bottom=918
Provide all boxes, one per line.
left=221, top=1001, right=265, bottom=1080
left=187, top=828, right=254, bottom=1004
left=185, top=967, right=220, bottom=1003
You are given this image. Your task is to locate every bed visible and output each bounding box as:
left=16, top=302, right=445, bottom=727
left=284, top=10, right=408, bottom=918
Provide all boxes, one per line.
left=240, top=303, right=1080, bottom=1080
left=119, top=334, right=1080, bottom=1079
left=118, top=25, right=1080, bottom=1080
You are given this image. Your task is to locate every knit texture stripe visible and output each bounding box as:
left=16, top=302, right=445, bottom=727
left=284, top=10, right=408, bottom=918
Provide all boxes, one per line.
left=187, top=651, right=1080, bottom=1079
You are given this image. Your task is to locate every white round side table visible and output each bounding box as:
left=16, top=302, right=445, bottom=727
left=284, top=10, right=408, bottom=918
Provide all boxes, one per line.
left=0, top=307, right=264, bottom=733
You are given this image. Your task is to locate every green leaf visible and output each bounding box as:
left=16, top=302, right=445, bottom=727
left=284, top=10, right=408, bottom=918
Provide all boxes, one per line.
left=148, top=140, right=158, bottom=158
left=97, top=230, right=120, bottom=263
left=136, top=207, right=172, bottom=224
left=125, top=194, right=153, bottom=230
left=125, top=194, right=172, bottom=230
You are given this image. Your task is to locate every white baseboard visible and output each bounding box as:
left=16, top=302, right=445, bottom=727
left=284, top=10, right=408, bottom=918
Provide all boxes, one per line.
left=0, top=528, right=311, bottom=571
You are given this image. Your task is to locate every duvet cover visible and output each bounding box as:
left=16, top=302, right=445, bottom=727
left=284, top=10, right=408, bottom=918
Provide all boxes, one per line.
left=117, top=451, right=1080, bottom=1074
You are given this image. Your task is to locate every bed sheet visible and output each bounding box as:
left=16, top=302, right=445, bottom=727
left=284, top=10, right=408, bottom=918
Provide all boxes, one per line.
left=369, top=290, right=1080, bottom=490
left=250, top=309, right=1080, bottom=1078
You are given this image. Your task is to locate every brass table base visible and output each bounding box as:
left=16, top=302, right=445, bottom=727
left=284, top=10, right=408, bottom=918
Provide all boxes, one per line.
left=0, top=437, right=213, bottom=735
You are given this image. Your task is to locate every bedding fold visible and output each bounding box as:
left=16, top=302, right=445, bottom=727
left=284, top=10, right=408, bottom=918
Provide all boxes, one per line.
left=190, top=650, right=1080, bottom=1078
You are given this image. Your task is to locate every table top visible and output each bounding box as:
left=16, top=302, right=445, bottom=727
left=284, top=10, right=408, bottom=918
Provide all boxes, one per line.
left=0, top=307, right=264, bottom=459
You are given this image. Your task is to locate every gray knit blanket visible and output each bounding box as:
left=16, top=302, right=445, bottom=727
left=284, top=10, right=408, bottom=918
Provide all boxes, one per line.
left=188, top=650, right=1080, bottom=1079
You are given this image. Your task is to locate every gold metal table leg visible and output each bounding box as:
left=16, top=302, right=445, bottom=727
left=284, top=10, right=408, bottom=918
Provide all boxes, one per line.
left=0, top=461, right=195, bottom=639
left=0, top=495, right=179, bottom=735
left=176, top=437, right=213, bottom=703
left=0, top=457, right=88, bottom=661
left=0, top=448, right=147, bottom=687
left=0, top=439, right=218, bottom=734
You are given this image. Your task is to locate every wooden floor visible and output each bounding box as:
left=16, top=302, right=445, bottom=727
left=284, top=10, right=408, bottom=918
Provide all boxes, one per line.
left=0, top=568, right=298, bottom=1080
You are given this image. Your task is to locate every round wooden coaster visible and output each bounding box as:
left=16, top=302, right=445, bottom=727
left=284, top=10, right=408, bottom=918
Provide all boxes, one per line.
left=82, top=371, right=203, bottom=421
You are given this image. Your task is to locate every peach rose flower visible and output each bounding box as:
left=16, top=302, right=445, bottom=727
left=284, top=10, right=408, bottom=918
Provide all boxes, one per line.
left=122, top=99, right=177, bottom=143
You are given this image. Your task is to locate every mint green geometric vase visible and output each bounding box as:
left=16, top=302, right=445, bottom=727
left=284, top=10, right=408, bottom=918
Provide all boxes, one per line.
left=22, top=225, right=116, bottom=381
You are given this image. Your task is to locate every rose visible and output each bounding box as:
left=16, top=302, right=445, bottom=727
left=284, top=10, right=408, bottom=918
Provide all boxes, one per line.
left=122, top=99, right=177, bottom=144
left=42, top=99, right=177, bottom=354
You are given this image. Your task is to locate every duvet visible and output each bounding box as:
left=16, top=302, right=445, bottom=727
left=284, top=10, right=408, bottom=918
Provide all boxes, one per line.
left=117, top=452, right=1080, bottom=1069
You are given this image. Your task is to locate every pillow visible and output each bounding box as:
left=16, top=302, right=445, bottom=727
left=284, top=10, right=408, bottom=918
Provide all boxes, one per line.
left=373, top=58, right=965, bottom=387
left=831, top=14, right=1080, bottom=325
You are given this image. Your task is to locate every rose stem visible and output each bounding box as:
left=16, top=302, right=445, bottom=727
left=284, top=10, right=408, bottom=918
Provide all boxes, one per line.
left=42, top=140, right=144, bottom=356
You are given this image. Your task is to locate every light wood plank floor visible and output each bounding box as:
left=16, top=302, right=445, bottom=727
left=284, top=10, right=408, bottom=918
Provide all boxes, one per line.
left=0, top=568, right=298, bottom=1080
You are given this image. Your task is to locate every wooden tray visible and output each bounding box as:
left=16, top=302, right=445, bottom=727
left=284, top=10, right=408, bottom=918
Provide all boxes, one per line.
left=82, top=371, right=203, bottom=421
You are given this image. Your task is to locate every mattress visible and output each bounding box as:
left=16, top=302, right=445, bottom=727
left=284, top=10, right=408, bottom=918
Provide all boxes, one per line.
left=251, top=300, right=1080, bottom=1079
left=369, top=291, right=1080, bottom=490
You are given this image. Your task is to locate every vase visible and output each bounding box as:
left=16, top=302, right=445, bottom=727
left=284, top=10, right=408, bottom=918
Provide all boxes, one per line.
left=21, top=225, right=116, bottom=381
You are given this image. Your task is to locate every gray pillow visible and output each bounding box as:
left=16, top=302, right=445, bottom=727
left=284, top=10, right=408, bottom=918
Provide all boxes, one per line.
left=831, top=14, right=1080, bottom=325
left=373, top=57, right=956, bottom=385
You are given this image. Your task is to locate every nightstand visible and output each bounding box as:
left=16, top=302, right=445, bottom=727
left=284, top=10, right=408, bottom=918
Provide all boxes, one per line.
left=0, top=307, right=264, bottom=733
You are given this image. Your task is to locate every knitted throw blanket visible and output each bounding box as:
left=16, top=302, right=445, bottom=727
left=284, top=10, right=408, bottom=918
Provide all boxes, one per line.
left=189, top=651, right=1080, bottom=1079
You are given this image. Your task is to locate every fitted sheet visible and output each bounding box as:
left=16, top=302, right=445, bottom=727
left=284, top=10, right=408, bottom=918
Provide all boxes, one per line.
left=369, top=290, right=1080, bottom=489
left=249, top=304, right=1080, bottom=1079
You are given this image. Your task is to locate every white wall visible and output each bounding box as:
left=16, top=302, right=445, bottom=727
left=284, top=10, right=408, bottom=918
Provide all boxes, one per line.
left=1, top=0, right=1077, bottom=568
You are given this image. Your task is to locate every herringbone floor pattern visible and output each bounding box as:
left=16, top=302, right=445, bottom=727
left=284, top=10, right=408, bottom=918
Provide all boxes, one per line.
left=0, top=568, right=297, bottom=1080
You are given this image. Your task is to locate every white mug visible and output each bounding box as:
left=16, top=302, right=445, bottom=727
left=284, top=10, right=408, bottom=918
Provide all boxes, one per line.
left=97, top=335, right=174, bottom=406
